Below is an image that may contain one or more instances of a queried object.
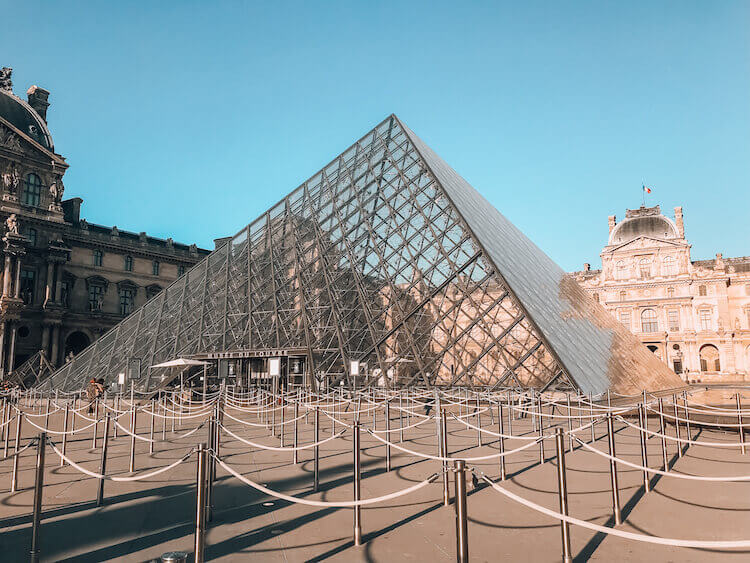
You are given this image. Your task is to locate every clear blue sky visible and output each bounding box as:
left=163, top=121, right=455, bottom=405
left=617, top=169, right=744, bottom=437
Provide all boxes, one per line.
left=2, top=1, right=748, bottom=271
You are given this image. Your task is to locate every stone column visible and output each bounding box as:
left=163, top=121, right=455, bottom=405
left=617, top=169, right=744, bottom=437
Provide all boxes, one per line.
left=13, top=256, right=21, bottom=298
left=45, top=261, right=54, bottom=303
left=41, top=325, right=51, bottom=359
left=50, top=325, right=61, bottom=367
left=7, top=323, right=17, bottom=372
left=2, top=254, right=11, bottom=296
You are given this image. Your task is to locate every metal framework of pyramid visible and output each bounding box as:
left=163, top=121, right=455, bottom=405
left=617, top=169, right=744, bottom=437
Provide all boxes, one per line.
left=41, top=115, right=682, bottom=395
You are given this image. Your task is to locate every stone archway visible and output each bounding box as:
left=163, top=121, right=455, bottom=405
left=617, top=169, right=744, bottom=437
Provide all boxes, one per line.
left=699, top=344, right=721, bottom=373
left=64, top=331, right=91, bottom=359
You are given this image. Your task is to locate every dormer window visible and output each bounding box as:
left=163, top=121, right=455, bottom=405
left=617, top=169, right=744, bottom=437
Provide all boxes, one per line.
left=662, top=256, right=677, bottom=276
left=638, top=257, right=652, bottom=279
left=22, top=173, right=42, bottom=207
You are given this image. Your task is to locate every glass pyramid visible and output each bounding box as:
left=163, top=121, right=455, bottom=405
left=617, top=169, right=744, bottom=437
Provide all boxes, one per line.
left=42, top=115, right=682, bottom=395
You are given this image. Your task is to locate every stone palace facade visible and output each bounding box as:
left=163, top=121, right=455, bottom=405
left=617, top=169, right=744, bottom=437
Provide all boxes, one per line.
left=0, top=66, right=209, bottom=377
left=573, top=204, right=750, bottom=382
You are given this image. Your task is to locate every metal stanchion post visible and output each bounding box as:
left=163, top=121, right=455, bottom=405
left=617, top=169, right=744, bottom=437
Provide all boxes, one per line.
left=129, top=405, right=137, bottom=472
left=683, top=392, right=691, bottom=442
left=92, top=399, right=99, bottom=449
left=2, top=399, right=9, bottom=458
left=399, top=394, right=404, bottom=443
left=280, top=398, right=286, bottom=447
left=313, top=407, right=320, bottom=492
left=566, top=394, right=574, bottom=451
left=441, top=409, right=450, bottom=506
left=658, top=398, right=669, bottom=470
left=113, top=395, right=119, bottom=439
left=589, top=393, right=595, bottom=443
left=11, top=412, right=24, bottom=492
left=507, top=393, right=513, bottom=436
left=149, top=398, right=155, bottom=455
left=293, top=400, right=299, bottom=465
left=642, top=390, right=649, bottom=438
left=498, top=403, right=506, bottom=480
left=672, top=394, right=682, bottom=458
left=353, top=420, right=362, bottom=546
left=194, top=443, right=207, bottom=563
left=637, top=404, right=651, bottom=492
left=29, top=432, right=46, bottom=563
left=538, top=396, right=545, bottom=464
left=453, top=460, right=469, bottom=563
left=606, top=413, right=622, bottom=525
left=61, top=403, right=69, bottom=467
left=206, top=417, right=215, bottom=523
left=96, top=414, right=111, bottom=506
left=385, top=400, right=391, bottom=471
left=554, top=428, right=573, bottom=563
left=737, top=394, right=746, bottom=455
left=476, top=395, right=482, bottom=447
left=44, top=397, right=51, bottom=430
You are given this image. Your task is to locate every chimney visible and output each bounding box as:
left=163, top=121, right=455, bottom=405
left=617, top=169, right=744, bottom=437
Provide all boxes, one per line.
left=213, top=236, right=232, bottom=250
left=584, top=263, right=590, bottom=272
left=715, top=253, right=725, bottom=270
left=674, top=206, right=684, bottom=238
left=608, top=215, right=616, bottom=234
left=26, top=85, right=50, bottom=122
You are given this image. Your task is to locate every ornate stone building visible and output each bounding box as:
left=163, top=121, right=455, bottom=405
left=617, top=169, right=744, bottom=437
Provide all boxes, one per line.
left=573, top=204, right=750, bottom=382
left=0, top=67, right=209, bottom=377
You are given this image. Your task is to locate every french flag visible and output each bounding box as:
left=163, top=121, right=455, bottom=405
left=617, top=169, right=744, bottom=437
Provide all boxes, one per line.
left=643, top=185, right=651, bottom=194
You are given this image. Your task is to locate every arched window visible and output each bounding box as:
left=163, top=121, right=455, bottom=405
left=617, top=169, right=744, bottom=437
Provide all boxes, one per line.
left=698, top=285, right=707, bottom=296
left=22, top=173, right=42, bottom=207
left=641, top=309, right=658, bottom=332
left=699, top=344, right=721, bottom=372
left=124, top=255, right=133, bottom=272
left=663, top=256, right=677, bottom=276
left=615, top=261, right=628, bottom=280
left=639, top=257, right=652, bottom=279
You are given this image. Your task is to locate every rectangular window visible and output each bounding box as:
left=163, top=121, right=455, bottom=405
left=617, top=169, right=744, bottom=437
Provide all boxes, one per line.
left=619, top=310, right=631, bottom=329
left=119, top=288, right=134, bottom=316
left=178, top=264, right=185, bottom=276
left=27, top=228, right=37, bottom=246
left=93, top=250, right=103, bottom=267
left=668, top=310, right=680, bottom=332
left=20, top=269, right=35, bottom=305
left=152, top=260, right=160, bottom=276
left=699, top=309, right=712, bottom=331
left=88, top=284, right=104, bottom=311
left=746, top=309, right=750, bottom=329
left=124, top=256, right=133, bottom=272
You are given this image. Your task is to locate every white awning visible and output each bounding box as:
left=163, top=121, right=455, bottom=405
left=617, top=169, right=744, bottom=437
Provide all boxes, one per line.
left=149, top=358, right=210, bottom=369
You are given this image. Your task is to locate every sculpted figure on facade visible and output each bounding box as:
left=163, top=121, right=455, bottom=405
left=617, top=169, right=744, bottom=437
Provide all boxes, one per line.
left=5, top=213, right=18, bottom=235
left=49, top=178, right=64, bottom=203
left=0, top=67, right=12, bottom=92
left=1, top=163, right=20, bottom=194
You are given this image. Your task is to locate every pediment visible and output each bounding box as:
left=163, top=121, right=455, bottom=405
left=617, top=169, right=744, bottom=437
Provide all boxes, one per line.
left=0, top=117, right=65, bottom=166
left=607, top=236, right=686, bottom=253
